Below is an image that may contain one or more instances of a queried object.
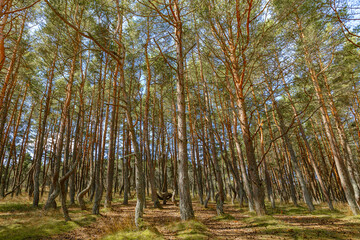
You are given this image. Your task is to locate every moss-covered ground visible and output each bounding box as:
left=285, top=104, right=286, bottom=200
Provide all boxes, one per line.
left=0, top=195, right=96, bottom=240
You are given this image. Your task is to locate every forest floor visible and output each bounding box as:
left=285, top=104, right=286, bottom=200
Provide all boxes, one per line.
left=1, top=195, right=360, bottom=239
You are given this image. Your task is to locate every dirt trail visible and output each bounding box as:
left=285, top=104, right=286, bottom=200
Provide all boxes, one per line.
left=51, top=200, right=360, bottom=240
left=52, top=201, right=245, bottom=239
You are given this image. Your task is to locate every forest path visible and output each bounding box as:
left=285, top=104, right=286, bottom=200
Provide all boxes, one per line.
left=51, top=200, right=360, bottom=240
left=143, top=201, right=249, bottom=239
left=51, top=200, right=250, bottom=239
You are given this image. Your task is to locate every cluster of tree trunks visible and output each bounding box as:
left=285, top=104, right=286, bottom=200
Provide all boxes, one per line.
left=0, top=0, right=359, bottom=227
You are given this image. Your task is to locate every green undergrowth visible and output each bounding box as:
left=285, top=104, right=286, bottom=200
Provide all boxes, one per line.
left=0, top=212, right=96, bottom=240
left=0, top=202, right=42, bottom=212
left=243, top=215, right=282, bottom=228
left=0, top=200, right=97, bottom=240
left=236, top=202, right=360, bottom=239
left=213, top=213, right=235, bottom=221
left=167, top=219, right=209, bottom=240
left=102, top=228, right=163, bottom=240
left=240, top=214, right=360, bottom=239
left=240, top=201, right=353, bottom=218
left=252, top=221, right=360, bottom=240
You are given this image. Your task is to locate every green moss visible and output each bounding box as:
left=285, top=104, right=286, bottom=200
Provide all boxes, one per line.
left=264, top=202, right=344, bottom=218
left=213, top=213, right=235, bottom=221
left=102, top=229, right=164, bottom=240
left=168, top=219, right=207, bottom=232
left=166, top=219, right=209, bottom=240
left=237, top=203, right=360, bottom=239
left=0, top=215, right=96, bottom=240
left=177, top=232, right=209, bottom=240
left=257, top=225, right=360, bottom=239
left=242, top=215, right=280, bottom=228
left=100, top=207, right=112, bottom=214
left=0, top=203, right=40, bottom=212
